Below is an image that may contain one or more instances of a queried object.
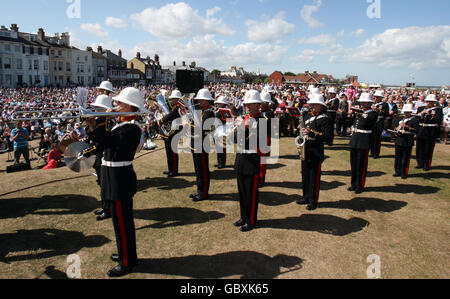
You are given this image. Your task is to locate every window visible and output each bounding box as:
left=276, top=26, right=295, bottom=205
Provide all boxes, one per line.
left=53, top=61, right=57, bottom=71
left=0, top=57, right=2, bottom=69
left=66, top=62, right=71, bottom=72
left=77, top=55, right=80, bottom=61
left=16, top=59, right=22, bottom=69
left=51, top=50, right=55, bottom=56
left=30, top=47, right=35, bottom=55
left=28, top=59, right=32, bottom=70
left=25, top=46, right=30, bottom=54
left=4, top=57, right=11, bottom=69
left=44, top=61, right=49, bottom=71
left=34, top=60, right=39, bottom=70
left=35, top=75, right=40, bottom=83
left=38, top=47, right=42, bottom=55
left=85, top=56, right=88, bottom=62
left=58, top=50, right=62, bottom=57
left=58, top=61, right=63, bottom=71
left=4, top=44, right=11, bottom=52
left=14, top=45, right=20, bottom=52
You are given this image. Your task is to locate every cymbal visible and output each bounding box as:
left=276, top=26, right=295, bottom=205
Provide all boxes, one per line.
left=64, top=142, right=95, bottom=173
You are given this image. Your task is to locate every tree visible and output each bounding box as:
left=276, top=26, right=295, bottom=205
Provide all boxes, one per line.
left=284, top=72, right=296, bottom=76
left=211, top=69, right=221, bottom=76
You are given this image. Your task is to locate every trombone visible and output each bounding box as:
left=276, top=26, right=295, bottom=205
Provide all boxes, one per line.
left=11, top=108, right=150, bottom=122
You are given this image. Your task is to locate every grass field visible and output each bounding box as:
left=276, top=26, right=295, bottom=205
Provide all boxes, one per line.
left=0, top=136, right=449, bottom=279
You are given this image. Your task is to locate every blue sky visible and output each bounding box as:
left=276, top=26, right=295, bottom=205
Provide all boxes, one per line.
left=2, top=0, right=450, bottom=85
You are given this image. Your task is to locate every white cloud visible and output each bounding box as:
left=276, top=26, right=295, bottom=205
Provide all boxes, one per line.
left=337, top=30, right=345, bottom=37
left=346, top=26, right=450, bottom=70
left=206, top=6, right=221, bottom=18
left=130, top=2, right=235, bottom=39
left=350, top=29, right=366, bottom=37
left=128, top=35, right=288, bottom=70
left=246, top=13, right=295, bottom=43
left=301, top=0, right=324, bottom=29
left=105, top=17, right=128, bottom=29
left=80, top=23, right=109, bottom=39
left=328, top=56, right=337, bottom=63
left=299, top=34, right=336, bottom=45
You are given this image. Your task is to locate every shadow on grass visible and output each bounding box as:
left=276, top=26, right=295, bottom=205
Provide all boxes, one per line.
left=322, top=170, right=386, bottom=178
left=318, top=197, right=407, bottom=212
left=258, top=214, right=369, bottom=236
left=264, top=181, right=345, bottom=191
left=211, top=191, right=298, bottom=207
left=137, top=177, right=195, bottom=192
left=0, top=229, right=110, bottom=264
left=135, top=251, right=303, bottom=279
left=408, top=172, right=450, bottom=180
left=364, top=184, right=440, bottom=194
left=135, top=208, right=225, bottom=231
left=35, top=266, right=69, bottom=279
left=0, top=175, right=91, bottom=197
left=0, top=194, right=100, bottom=220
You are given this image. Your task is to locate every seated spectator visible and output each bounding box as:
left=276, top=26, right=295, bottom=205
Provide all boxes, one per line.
left=43, top=143, right=62, bottom=170
left=39, top=127, right=56, bottom=158
left=55, top=124, right=65, bottom=142
left=71, top=123, right=87, bottom=141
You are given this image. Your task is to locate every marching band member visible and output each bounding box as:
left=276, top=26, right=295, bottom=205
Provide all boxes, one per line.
left=159, top=90, right=183, bottom=177
left=88, top=94, right=114, bottom=221
left=326, top=87, right=339, bottom=146
left=392, top=104, right=419, bottom=179
left=348, top=93, right=378, bottom=194
left=213, top=95, right=230, bottom=169
left=259, top=91, right=274, bottom=187
left=296, top=94, right=331, bottom=211
left=82, top=87, right=146, bottom=277
left=370, top=90, right=389, bottom=159
left=415, top=94, right=443, bottom=171
left=234, top=90, right=267, bottom=232
left=189, top=89, right=216, bottom=202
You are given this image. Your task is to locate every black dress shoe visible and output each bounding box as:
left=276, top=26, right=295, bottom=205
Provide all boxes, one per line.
left=307, top=204, right=317, bottom=211
left=107, top=264, right=135, bottom=278
left=240, top=223, right=255, bottom=232
left=192, top=194, right=208, bottom=202
left=167, top=172, right=179, bottom=178
left=189, top=193, right=199, bottom=199
left=424, top=167, right=430, bottom=171
left=393, top=173, right=401, bottom=177
left=163, top=171, right=170, bottom=175
left=234, top=219, right=245, bottom=227
left=355, top=189, right=364, bottom=194
left=415, top=165, right=423, bottom=169
left=94, top=209, right=104, bottom=216
left=373, top=156, right=380, bottom=159
left=96, top=212, right=111, bottom=221
left=401, top=175, right=407, bottom=180
left=296, top=198, right=309, bottom=205
left=348, top=187, right=356, bottom=192
left=110, top=254, right=119, bottom=262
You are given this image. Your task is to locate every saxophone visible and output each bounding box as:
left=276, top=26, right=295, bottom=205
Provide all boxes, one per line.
left=295, top=109, right=307, bottom=161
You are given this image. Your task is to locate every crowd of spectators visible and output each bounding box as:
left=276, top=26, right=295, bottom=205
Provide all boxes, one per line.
left=1, top=83, right=449, bottom=169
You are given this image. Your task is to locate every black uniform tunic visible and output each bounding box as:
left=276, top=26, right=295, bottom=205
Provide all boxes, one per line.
left=259, top=109, right=274, bottom=185
left=191, top=108, right=216, bottom=198
left=393, top=116, right=419, bottom=177
left=161, top=104, right=182, bottom=174
left=416, top=106, right=443, bottom=169
left=349, top=109, right=378, bottom=191
left=234, top=114, right=267, bottom=226
left=214, top=109, right=228, bottom=168
left=302, top=111, right=331, bottom=205
left=326, top=97, right=340, bottom=145
left=370, top=101, right=389, bottom=158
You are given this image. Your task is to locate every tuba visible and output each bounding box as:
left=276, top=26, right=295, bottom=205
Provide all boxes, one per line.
left=154, top=93, right=176, bottom=136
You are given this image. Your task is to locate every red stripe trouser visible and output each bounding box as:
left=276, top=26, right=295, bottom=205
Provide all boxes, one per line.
left=111, top=199, right=137, bottom=267
left=350, top=148, right=370, bottom=191
left=237, top=173, right=260, bottom=226
left=301, top=159, right=322, bottom=205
